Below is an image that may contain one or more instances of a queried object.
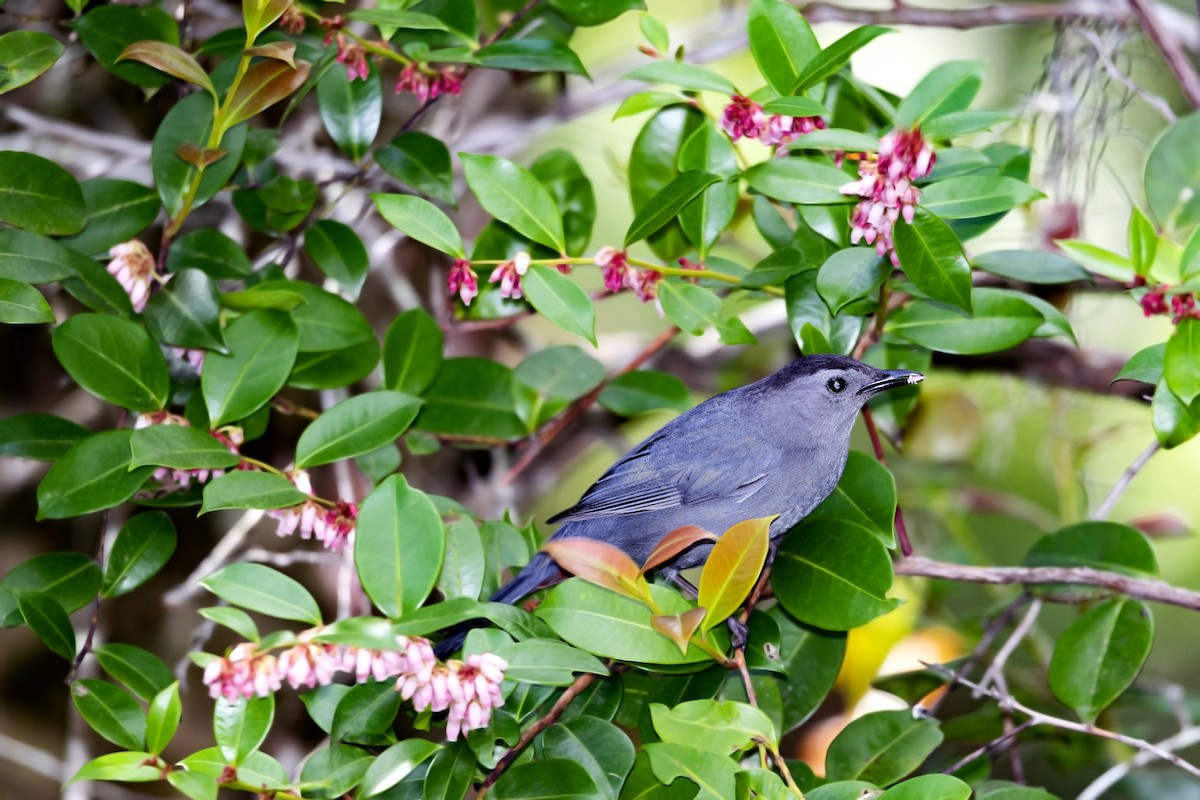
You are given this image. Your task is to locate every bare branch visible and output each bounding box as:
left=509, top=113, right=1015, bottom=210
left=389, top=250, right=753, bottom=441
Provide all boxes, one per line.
left=977, top=598, right=1043, bottom=697
left=1093, top=440, right=1161, bottom=520
left=1125, top=0, right=1200, bottom=107
left=1078, top=724, right=1200, bottom=800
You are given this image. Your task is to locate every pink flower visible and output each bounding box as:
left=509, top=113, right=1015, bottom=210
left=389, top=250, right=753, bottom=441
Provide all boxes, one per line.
left=265, top=470, right=357, bottom=551
left=107, top=240, right=156, bottom=312
left=628, top=268, right=662, bottom=304
left=336, top=39, right=370, bottom=81
left=279, top=3, right=305, bottom=34
left=395, top=64, right=464, bottom=103
left=721, top=95, right=767, bottom=141
left=203, top=644, right=281, bottom=701
left=1141, top=287, right=1169, bottom=317
left=762, top=114, right=826, bottom=147
left=398, top=651, right=506, bottom=741
left=842, top=128, right=936, bottom=265
left=277, top=640, right=343, bottom=690
left=489, top=252, right=530, bottom=300
left=595, top=247, right=629, bottom=292
left=1171, top=292, right=1200, bottom=324
left=448, top=259, right=479, bottom=305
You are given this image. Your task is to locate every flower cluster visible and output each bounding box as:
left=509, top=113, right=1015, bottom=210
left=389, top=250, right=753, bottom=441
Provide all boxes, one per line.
left=395, top=63, right=463, bottom=103
left=107, top=240, right=156, bottom=312
left=448, top=259, right=479, bottom=305
left=279, top=2, right=305, bottom=34
left=594, top=247, right=662, bottom=303
left=134, top=412, right=243, bottom=488
left=202, top=632, right=507, bottom=741
left=489, top=251, right=531, bottom=301
left=266, top=469, right=358, bottom=551
left=720, top=95, right=826, bottom=147
left=841, top=128, right=936, bottom=265
left=1138, top=284, right=1200, bottom=324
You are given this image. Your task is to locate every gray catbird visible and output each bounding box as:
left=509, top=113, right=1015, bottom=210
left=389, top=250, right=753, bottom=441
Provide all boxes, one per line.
left=435, top=354, right=922, bottom=657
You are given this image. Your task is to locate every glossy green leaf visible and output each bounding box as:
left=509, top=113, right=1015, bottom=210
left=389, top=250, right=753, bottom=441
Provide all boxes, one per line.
left=180, top=747, right=288, bottom=792
left=523, top=265, right=598, bottom=345
left=168, top=228, right=251, bottom=278
left=58, top=179, right=158, bottom=257
left=1051, top=240, right=1135, bottom=283
left=920, top=176, right=1044, bottom=219
left=543, top=716, right=635, bottom=798
left=289, top=338, right=380, bottom=390
left=118, top=40, right=215, bottom=95
left=886, top=288, right=1043, bottom=355
left=417, top=357, right=526, bottom=439
left=214, top=694, right=274, bottom=764
left=626, top=170, right=720, bottom=247
left=1152, top=378, right=1200, bottom=449
left=423, top=742, right=477, bottom=800
left=200, top=606, right=260, bottom=641
left=878, top=775, right=971, bottom=800
left=200, top=471, right=308, bottom=513
left=644, top=742, right=738, bottom=800
left=152, top=93, right=247, bottom=219
left=202, top=310, right=299, bottom=427
left=167, top=770, right=218, bottom=800
left=461, top=153, right=565, bottom=253
left=300, top=742, right=372, bottom=799
left=372, top=193, right=465, bottom=258
left=477, top=39, right=589, bottom=78
left=347, top=8, right=452, bottom=32
left=494, top=639, right=609, bottom=686
left=102, top=512, right=177, bottom=597
left=254, top=280, right=370, bottom=352
left=766, top=605, right=846, bottom=732
left=318, top=63, right=381, bottom=161
left=0, top=31, right=65, bottom=94
left=0, top=278, right=52, bottom=324
left=143, top=268, right=225, bottom=351
left=493, top=758, right=606, bottom=800
left=598, top=370, right=689, bottom=416
left=785, top=271, right=862, bottom=355
left=773, top=521, right=897, bottom=630
left=94, top=643, right=174, bottom=702
left=37, top=430, right=151, bottom=520
left=659, top=282, right=754, bottom=345
left=893, top=207, right=971, bottom=311
left=629, top=106, right=703, bottom=262
left=922, top=110, right=1010, bottom=140
left=356, top=474, right=444, bottom=618
left=17, top=591, right=77, bottom=659
left=532, top=149, right=596, bottom=257
left=437, top=517, right=485, bottom=601
left=224, top=59, right=311, bottom=127
left=972, top=249, right=1090, bottom=284
left=52, top=313, right=169, bottom=411
left=70, top=679, right=145, bottom=749
left=1165, top=318, right=1200, bottom=404
left=296, top=391, right=422, bottom=468
left=513, top=345, right=605, bottom=429
left=793, top=26, right=893, bottom=91
left=145, top=681, right=181, bottom=755
left=549, top=0, right=644, bottom=26
left=382, top=308, right=443, bottom=395
left=201, top=563, right=322, bottom=625
left=806, top=451, right=897, bottom=547
left=376, top=132, right=456, bottom=206
left=1024, top=521, right=1158, bottom=576
left=744, top=158, right=855, bottom=205
left=0, top=229, right=91, bottom=283
left=895, top=60, right=986, bottom=129
left=0, top=553, right=98, bottom=627
left=651, top=699, right=776, bottom=754
left=331, top=680, right=401, bottom=742
left=1145, top=112, right=1200, bottom=229
left=1049, top=599, right=1153, bottom=722
left=789, top=128, right=880, bottom=154
left=130, top=424, right=239, bottom=472
left=304, top=219, right=369, bottom=298
left=73, top=4, right=178, bottom=87
left=360, top=739, right=441, bottom=797
left=763, top=96, right=829, bottom=119
left=0, top=414, right=89, bottom=461
left=747, top=0, right=820, bottom=96
left=68, top=751, right=160, bottom=784
left=817, top=248, right=888, bottom=315
left=825, top=709, right=943, bottom=785
left=613, top=90, right=686, bottom=120
left=1114, top=342, right=1165, bottom=385
left=624, top=61, right=736, bottom=94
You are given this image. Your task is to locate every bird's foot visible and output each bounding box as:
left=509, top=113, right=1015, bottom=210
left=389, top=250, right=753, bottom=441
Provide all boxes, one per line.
left=727, top=617, right=749, bottom=650
left=662, top=567, right=699, bottom=600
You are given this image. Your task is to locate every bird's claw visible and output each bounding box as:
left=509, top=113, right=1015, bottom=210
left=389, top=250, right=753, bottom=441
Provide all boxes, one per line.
left=727, top=617, right=749, bottom=650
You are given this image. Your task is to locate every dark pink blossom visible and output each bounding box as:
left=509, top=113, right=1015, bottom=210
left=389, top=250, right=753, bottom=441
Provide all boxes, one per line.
left=762, top=113, right=826, bottom=147
left=279, top=3, right=305, bottom=34
left=842, top=128, right=936, bottom=265
left=595, top=247, right=629, bottom=292
left=720, top=95, right=766, bottom=141
left=336, top=40, right=370, bottom=81
left=488, top=252, right=530, bottom=300
left=395, top=64, right=464, bottom=103
left=629, top=269, right=662, bottom=304
left=448, top=259, right=478, bottom=305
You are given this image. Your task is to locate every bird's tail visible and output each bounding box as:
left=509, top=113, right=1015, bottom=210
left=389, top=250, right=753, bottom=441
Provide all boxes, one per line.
left=432, top=551, right=565, bottom=660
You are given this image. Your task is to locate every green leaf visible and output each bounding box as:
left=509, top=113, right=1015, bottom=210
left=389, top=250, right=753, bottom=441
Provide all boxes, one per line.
left=625, top=170, right=720, bottom=247
left=920, top=176, right=1044, bottom=219
left=536, top=578, right=717, bottom=665
left=375, top=132, right=456, bottom=206
left=613, top=90, right=686, bottom=120
left=1128, top=206, right=1158, bottom=275
left=748, top=0, right=820, bottom=95
left=332, top=680, right=401, bottom=742
left=762, top=97, right=829, bottom=119
left=69, top=751, right=161, bottom=784
left=118, top=40, right=215, bottom=96
left=152, top=93, right=247, bottom=219
left=597, top=370, right=689, bottom=416
left=1165, top=318, right=1200, bottom=404
left=895, top=60, right=986, bottom=129
left=623, top=61, right=736, bottom=94
left=303, top=220, right=369, bottom=298
left=200, top=563, right=322, bottom=625
left=639, top=13, right=670, bottom=53
left=644, top=742, right=738, bottom=800
left=359, top=739, right=441, bottom=797
left=58, top=180, right=158, bottom=258
left=168, top=770, right=218, bottom=800
left=697, top=518, right=771, bottom=633
left=651, top=699, right=777, bottom=754
left=200, top=470, right=308, bottom=513
left=200, top=606, right=260, bottom=641
left=743, top=158, right=855, bottom=205
left=893, top=207, right=971, bottom=311
left=1152, top=378, right=1200, bottom=449
left=825, top=709, right=943, bottom=785
left=1145, top=112, right=1200, bottom=229
left=461, top=153, right=566, bottom=253
left=288, top=338, right=382, bottom=391
left=0, top=31, right=64, bottom=94
left=1049, top=599, right=1153, bottom=722
left=0, top=414, right=88, bottom=461
left=181, top=747, right=288, bottom=792
left=886, top=288, right=1043, bottom=355
left=296, top=391, right=422, bottom=468
left=347, top=8, right=452, bottom=31
left=793, top=26, right=893, bottom=92
left=168, top=229, right=251, bottom=279
left=424, top=742, right=476, bottom=800
left=878, top=775, right=971, bottom=800
left=253, top=280, right=371, bottom=353
left=130, top=424, right=239, bottom=472
left=531, top=149, right=597, bottom=258
left=922, top=110, right=1010, bottom=140
left=766, top=606, right=846, bottom=733
left=17, top=591, right=77, bottom=660
left=817, top=248, right=888, bottom=315
left=773, top=521, right=898, bottom=630
left=356, top=474, right=444, bottom=618
left=523, top=265, right=598, bottom=345
left=202, top=309, right=299, bottom=427
left=416, top=357, right=526, bottom=439
left=372, top=193, right=465, bottom=258
left=513, top=345, right=605, bottom=429
left=543, top=716, right=635, bottom=798
left=659, top=282, right=755, bottom=345
left=300, top=743, right=372, bottom=798
left=0, top=278, right=52, bottom=324
left=1114, top=343, right=1165, bottom=385
left=972, top=249, right=1090, bottom=284
left=0, top=228, right=93, bottom=283
left=1053, top=240, right=1135, bottom=283
left=214, top=694, right=274, bottom=764
left=94, top=643, right=174, bottom=702
left=72, top=4, right=178, bottom=87
left=145, top=681, right=181, bottom=755
left=806, top=451, right=897, bottom=547
left=102, top=512, right=177, bottom=597
left=493, top=759, right=607, bottom=800
left=477, top=39, right=589, bottom=78
left=494, top=639, right=609, bottom=686
left=382, top=308, right=444, bottom=395
left=549, top=0, right=644, bottom=26
left=143, top=268, right=225, bottom=350
left=70, top=679, right=145, bottom=749
left=0, top=553, right=99, bottom=626
left=630, top=106, right=704, bottom=262
left=1024, top=521, right=1158, bottom=576
left=52, top=313, right=169, bottom=411
left=318, top=63, right=381, bottom=161
left=37, top=430, right=151, bottom=520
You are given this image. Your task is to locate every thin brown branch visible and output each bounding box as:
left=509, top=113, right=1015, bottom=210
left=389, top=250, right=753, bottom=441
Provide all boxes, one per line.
left=479, top=670, right=599, bottom=793
left=976, top=597, right=1042, bottom=697
left=897, top=556, right=1200, bottom=610
left=799, top=0, right=1129, bottom=29
left=926, top=594, right=1029, bottom=716
left=1093, top=440, right=1161, bottom=520
left=1126, top=0, right=1200, bottom=108
left=942, top=719, right=1035, bottom=776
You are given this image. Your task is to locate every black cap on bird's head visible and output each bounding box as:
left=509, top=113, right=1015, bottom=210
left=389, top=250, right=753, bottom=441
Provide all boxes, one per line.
left=762, top=355, right=923, bottom=419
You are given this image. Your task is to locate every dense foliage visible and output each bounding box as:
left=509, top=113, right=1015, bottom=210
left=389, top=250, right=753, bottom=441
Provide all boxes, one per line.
left=3, top=0, right=1200, bottom=798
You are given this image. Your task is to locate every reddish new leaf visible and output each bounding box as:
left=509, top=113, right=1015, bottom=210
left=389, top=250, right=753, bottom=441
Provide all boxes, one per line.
left=542, top=538, right=652, bottom=604
left=696, top=516, right=774, bottom=633
left=652, top=607, right=707, bottom=654
left=244, top=42, right=296, bottom=68
left=118, top=41, right=216, bottom=97
left=224, top=60, right=311, bottom=128
left=641, top=525, right=719, bottom=575
left=175, top=143, right=228, bottom=168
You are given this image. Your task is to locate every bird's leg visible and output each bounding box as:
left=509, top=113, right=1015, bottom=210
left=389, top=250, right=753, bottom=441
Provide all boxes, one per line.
left=726, top=617, right=749, bottom=649
left=660, top=566, right=698, bottom=599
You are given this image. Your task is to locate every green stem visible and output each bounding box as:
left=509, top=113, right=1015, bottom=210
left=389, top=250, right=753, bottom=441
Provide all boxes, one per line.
left=239, top=456, right=338, bottom=508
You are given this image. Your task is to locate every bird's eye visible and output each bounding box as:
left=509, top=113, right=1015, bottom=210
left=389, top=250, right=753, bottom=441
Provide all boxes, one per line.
left=827, top=377, right=847, bottom=394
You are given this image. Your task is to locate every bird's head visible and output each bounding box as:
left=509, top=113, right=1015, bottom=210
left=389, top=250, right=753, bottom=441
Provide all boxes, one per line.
left=760, top=355, right=924, bottom=426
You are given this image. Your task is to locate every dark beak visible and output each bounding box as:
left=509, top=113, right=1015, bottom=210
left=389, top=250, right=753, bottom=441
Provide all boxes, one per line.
left=858, top=369, right=925, bottom=396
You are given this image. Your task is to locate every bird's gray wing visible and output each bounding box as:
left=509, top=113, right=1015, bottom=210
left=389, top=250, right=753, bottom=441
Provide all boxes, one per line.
left=547, top=420, right=770, bottom=525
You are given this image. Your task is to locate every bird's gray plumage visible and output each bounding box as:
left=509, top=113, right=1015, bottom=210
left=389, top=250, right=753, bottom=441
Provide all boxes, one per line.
left=433, top=354, right=921, bottom=658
